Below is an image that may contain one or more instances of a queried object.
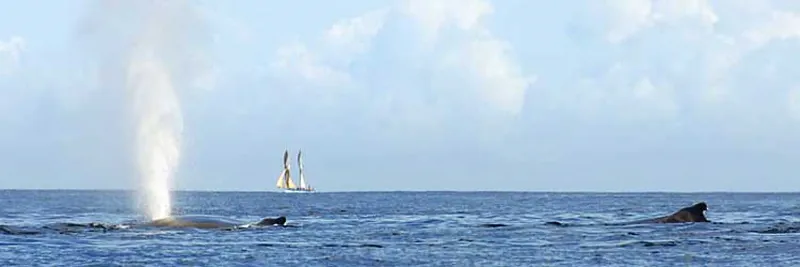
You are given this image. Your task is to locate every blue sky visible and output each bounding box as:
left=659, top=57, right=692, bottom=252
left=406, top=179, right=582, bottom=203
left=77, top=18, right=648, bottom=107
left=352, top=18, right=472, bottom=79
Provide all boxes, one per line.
left=1, top=0, right=799, bottom=192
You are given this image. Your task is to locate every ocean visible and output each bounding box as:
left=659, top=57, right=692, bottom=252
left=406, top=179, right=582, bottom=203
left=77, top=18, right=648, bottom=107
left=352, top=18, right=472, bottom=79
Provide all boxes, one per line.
left=0, top=190, right=799, bottom=266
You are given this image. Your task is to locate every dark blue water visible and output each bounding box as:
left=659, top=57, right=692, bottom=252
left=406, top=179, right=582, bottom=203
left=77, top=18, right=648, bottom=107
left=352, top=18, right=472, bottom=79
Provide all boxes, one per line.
left=1, top=191, right=799, bottom=266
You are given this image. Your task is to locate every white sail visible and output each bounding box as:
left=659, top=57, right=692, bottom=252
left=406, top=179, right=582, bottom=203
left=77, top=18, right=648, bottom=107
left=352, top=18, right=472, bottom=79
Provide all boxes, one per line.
left=276, top=149, right=297, bottom=189
left=298, top=150, right=307, bottom=189
left=275, top=169, right=286, bottom=188
left=276, top=169, right=297, bottom=189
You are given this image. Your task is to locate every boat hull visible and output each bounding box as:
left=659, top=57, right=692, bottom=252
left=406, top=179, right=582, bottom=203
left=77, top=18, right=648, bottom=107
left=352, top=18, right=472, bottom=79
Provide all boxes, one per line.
left=282, top=188, right=316, bottom=193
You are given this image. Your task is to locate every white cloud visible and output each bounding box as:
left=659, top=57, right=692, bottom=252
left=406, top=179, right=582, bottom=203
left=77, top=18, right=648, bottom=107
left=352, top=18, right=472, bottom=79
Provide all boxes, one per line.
left=700, top=6, right=800, bottom=115
left=401, top=0, right=492, bottom=42
left=270, top=42, right=350, bottom=88
left=593, top=0, right=718, bottom=44
left=570, top=0, right=800, bottom=123
left=324, top=8, right=389, bottom=61
left=403, top=0, right=531, bottom=116
left=744, top=11, right=800, bottom=48
left=652, top=0, right=718, bottom=26
left=595, top=0, right=654, bottom=44
left=196, top=4, right=255, bottom=45
left=560, top=63, right=678, bottom=121
left=0, top=36, right=26, bottom=75
left=273, top=0, right=534, bottom=121
left=269, top=9, right=389, bottom=88
left=448, top=37, right=534, bottom=115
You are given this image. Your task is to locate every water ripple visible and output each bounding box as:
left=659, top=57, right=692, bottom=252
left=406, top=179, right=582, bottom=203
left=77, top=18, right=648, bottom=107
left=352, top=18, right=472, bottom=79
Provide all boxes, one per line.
left=2, top=191, right=800, bottom=266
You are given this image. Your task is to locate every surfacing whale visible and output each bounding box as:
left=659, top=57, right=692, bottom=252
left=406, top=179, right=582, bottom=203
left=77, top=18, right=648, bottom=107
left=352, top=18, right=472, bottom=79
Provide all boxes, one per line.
left=637, top=202, right=710, bottom=224
left=141, top=215, right=287, bottom=229
left=545, top=202, right=710, bottom=227
left=0, top=215, right=288, bottom=235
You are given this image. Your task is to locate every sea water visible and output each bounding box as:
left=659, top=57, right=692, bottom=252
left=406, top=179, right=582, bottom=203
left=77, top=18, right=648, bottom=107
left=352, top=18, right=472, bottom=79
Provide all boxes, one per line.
left=0, top=190, right=799, bottom=266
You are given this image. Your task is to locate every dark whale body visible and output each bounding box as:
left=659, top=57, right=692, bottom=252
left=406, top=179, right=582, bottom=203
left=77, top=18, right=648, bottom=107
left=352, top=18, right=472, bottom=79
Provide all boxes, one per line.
left=0, top=215, right=287, bottom=235
left=141, top=215, right=287, bottom=229
left=544, top=202, right=711, bottom=227
left=632, top=202, right=710, bottom=224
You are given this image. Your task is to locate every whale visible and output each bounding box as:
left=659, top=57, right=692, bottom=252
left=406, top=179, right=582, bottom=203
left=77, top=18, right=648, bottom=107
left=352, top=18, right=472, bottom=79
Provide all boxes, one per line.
left=0, top=215, right=288, bottom=235
left=638, top=202, right=710, bottom=224
left=140, top=215, right=287, bottom=229
left=544, top=202, right=710, bottom=227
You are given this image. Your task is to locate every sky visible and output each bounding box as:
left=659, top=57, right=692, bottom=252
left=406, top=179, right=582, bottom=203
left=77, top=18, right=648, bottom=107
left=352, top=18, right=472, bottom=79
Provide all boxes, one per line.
left=0, top=0, right=799, bottom=192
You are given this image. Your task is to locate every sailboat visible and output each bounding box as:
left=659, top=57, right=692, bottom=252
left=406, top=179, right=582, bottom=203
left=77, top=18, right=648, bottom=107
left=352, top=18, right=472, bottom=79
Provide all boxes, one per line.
left=275, top=149, right=315, bottom=193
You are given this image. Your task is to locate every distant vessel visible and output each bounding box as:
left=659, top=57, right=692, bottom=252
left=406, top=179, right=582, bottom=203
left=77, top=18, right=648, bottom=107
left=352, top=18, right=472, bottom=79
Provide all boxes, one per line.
left=275, top=149, right=315, bottom=193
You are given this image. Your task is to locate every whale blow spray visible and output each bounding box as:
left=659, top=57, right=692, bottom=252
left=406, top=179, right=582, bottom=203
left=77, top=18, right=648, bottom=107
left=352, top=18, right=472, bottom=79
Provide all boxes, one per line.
left=128, top=45, right=182, bottom=220
left=81, top=0, right=210, bottom=220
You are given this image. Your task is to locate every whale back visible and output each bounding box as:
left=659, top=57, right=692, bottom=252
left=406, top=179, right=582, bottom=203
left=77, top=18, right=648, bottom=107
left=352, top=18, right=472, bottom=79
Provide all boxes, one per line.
left=256, top=216, right=287, bottom=226
left=650, top=202, right=710, bottom=223
left=145, top=215, right=245, bottom=229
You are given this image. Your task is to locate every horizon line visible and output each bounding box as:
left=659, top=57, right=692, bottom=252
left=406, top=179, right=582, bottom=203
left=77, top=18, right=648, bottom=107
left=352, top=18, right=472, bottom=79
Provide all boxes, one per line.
left=1, top=188, right=798, bottom=194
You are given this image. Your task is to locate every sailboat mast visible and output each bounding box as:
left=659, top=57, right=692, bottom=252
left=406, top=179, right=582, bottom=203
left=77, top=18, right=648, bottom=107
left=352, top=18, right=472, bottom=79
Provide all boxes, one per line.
left=298, top=150, right=306, bottom=188
left=286, top=150, right=292, bottom=188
